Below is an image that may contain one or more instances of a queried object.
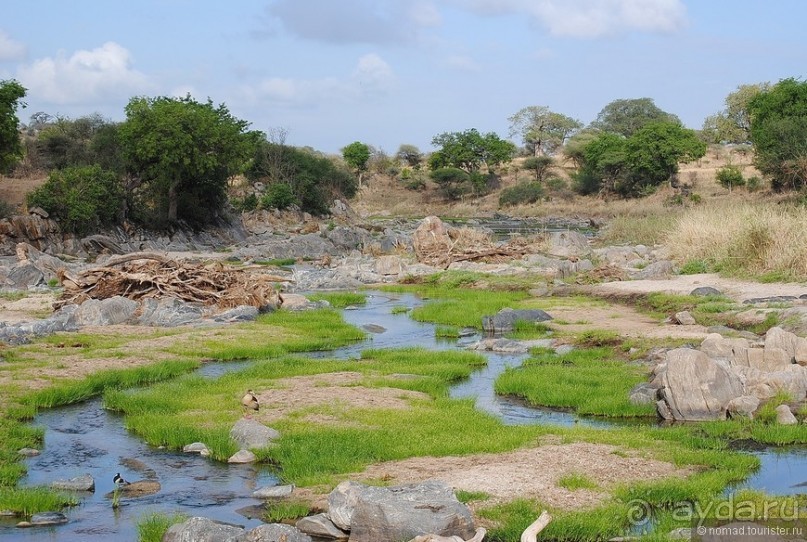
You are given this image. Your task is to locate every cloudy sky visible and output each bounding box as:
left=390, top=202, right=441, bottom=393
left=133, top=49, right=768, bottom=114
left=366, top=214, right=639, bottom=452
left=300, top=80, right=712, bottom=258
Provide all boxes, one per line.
left=1, top=1, right=805, bottom=154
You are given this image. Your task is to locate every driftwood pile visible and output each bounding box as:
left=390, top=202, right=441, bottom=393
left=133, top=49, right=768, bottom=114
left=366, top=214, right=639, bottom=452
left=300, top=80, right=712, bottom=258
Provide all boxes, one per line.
left=412, top=216, right=537, bottom=269
left=55, top=253, right=289, bottom=311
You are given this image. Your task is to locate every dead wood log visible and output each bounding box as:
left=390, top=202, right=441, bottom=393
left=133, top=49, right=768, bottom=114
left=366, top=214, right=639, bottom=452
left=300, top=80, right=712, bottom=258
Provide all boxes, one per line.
left=520, top=511, right=551, bottom=542
left=102, top=252, right=170, bottom=267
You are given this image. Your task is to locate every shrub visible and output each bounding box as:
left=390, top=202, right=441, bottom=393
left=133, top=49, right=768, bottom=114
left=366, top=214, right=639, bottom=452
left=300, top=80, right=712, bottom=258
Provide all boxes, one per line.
left=260, top=182, right=296, bottom=210
left=231, top=193, right=258, bottom=212
left=680, top=259, right=708, bottom=274
left=27, top=165, right=124, bottom=234
left=499, top=182, right=544, bottom=207
left=746, top=176, right=763, bottom=192
left=399, top=168, right=412, bottom=180
left=430, top=167, right=470, bottom=200
left=716, top=165, right=745, bottom=190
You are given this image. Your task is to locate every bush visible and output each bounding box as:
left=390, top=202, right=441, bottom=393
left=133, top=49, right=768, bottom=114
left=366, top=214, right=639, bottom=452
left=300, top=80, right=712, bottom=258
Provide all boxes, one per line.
left=260, top=182, right=296, bottom=210
left=746, top=176, right=763, bottom=192
left=231, top=193, right=258, bottom=212
left=430, top=167, right=470, bottom=200
left=716, top=165, right=745, bottom=190
left=27, top=165, right=123, bottom=234
left=499, top=182, right=544, bottom=206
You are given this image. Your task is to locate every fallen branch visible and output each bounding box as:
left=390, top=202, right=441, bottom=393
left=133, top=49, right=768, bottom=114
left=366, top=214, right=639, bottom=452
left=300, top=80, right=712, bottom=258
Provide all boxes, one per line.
left=521, top=511, right=552, bottom=542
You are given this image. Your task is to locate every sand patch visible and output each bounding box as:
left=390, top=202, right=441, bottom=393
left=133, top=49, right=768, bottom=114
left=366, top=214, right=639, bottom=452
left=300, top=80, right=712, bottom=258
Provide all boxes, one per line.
left=357, top=441, right=694, bottom=510
left=251, top=371, right=430, bottom=424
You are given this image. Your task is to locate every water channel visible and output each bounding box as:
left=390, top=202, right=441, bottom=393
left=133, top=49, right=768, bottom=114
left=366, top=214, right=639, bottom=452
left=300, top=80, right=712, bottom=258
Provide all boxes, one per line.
left=1, top=291, right=805, bottom=540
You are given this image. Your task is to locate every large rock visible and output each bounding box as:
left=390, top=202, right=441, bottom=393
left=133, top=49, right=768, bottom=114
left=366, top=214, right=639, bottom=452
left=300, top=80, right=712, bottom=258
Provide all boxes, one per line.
left=375, top=255, right=404, bottom=276
left=765, top=326, right=807, bottom=365
left=775, top=404, right=798, bottom=425
left=137, top=297, right=205, bottom=327
left=726, top=395, right=760, bottom=419
left=230, top=418, right=280, bottom=449
left=630, top=260, right=676, bottom=280
left=657, top=349, right=744, bottom=421
left=481, top=308, right=552, bottom=334
left=544, top=230, right=590, bottom=258
left=734, top=365, right=807, bottom=402
left=413, top=216, right=452, bottom=261
left=5, top=263, right=44, bottom=288
left=327, top=480, right=475, bottom=542
left=699, top=334, right=750, bottom=365
left=51, top=473, right=94, bottom=492
left=163, top=517, right=244, bottom=542
left=296, top=513, right=349, bottom=540
left=240, top=524, right=313, bottom=542
left=72, top=296, right=139, bottom=326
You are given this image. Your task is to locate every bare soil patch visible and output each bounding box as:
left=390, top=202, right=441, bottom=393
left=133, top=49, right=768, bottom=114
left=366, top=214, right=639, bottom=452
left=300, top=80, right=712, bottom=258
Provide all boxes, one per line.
left=252, top=371, right=431, bottom=424
left=0, top=292, right=56, bottom=323
left=356, top=441, right=694, bottom=510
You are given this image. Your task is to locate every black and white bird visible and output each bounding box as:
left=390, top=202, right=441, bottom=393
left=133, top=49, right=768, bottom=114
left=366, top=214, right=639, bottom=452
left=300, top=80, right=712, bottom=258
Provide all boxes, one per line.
left=113, top=472, right=130, bottom=486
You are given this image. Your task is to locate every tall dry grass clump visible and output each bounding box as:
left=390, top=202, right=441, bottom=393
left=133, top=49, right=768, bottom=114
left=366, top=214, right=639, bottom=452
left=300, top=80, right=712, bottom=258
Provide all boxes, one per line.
left=665, top=202, right=807, bottom=280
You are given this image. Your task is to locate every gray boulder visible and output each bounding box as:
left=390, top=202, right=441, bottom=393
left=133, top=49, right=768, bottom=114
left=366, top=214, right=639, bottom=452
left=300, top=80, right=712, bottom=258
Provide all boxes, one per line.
left=6, top=263, right=44, bottom=288
left=481, top=308, right=552, bottom=334
left=630, top=260, right=676, bottom=280
left=690, top=287, right=722, bottom=297
left=214, top=306, right=260, bottom=323
left=239, top=524, right=312, bottom=542
left=253, top=484, right=295, bottom=499
left=26, top=512, right=68, bottom=527
left=544, top=230, right=591, bottom=258
left=296, top=513, right=349, bottom=540
left=327, top=480, right=475, bottom=542
left=230, top=418, right=280, bottom=449
left=163, top=517, right=244, bottom=542
left=726, top=395, right=760, bottom=419
left=734, top=365, right=807, bottom=402
left=137, top=297, right=205, bottom=327
left=227, top=449, right=257, bottom=464
left=765, top=326, right=807, bottom=365
left=72, top=296, right=139, bottom=326
left=657, top=348, right=744, bottom=421
left=51, top=473, right=94, bottom=492
left=629, top=382, right=659, bottom=406
left=674, top=311, right=696, bottom=326
left=375, top=255, right=404, bottom=276
left=775, top=404, right=798, bottom=425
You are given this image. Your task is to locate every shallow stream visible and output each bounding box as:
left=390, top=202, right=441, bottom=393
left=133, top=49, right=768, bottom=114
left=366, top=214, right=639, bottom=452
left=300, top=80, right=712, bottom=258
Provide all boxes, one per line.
left=1, top=291, right=805, bottom=540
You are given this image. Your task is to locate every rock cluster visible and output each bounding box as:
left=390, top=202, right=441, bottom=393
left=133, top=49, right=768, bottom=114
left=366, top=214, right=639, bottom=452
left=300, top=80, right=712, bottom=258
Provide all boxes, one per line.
left=647, top=327, right=807, bottom=421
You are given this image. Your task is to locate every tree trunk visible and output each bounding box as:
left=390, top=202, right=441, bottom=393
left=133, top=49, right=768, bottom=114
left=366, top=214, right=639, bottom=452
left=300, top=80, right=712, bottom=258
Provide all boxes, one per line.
left=168, top=182, right=178, bottom=222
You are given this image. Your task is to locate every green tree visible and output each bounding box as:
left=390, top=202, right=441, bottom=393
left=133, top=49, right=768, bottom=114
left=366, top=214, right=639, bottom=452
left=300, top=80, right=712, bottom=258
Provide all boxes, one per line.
left=119, top=95, right=254, bottom=225
left=27, top=165, right=124, bottom=234
left=572, top=132, right=627, bottom=195
left=522, top=156, right=554, bottom=183
left=508, top=106, right=581, bottom=156
left=748, top=78, right=807, bottom=191
left=590, top=98, right=681, bottom=138
left=429, top=167, right=471, bottom=200
left=622, top=122, right=706, bottom=195
left=0, top=79, right=26, bottom=173
left=32, top=113, right=122, bottom=172
left=341, top=141, right=371, bottom=186
left=702, top=83, right=770, bottom=144
left=429, top=129, right=515, bottom=172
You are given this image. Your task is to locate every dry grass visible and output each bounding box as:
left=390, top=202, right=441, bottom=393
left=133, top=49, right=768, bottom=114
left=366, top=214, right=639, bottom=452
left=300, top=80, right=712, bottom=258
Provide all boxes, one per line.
left=664, top=202, right=807, bottom=280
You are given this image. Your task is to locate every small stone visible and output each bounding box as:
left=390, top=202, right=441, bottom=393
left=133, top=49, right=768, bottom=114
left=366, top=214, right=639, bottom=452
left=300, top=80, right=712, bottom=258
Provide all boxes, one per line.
left=228, top=449, right=257, bottom=464
left=690, top=287, right=722, bottom=297
left=17, top=448, right=40, bottom=457
left=297, top=513, right=349, bottom=540
left=29, top=512, right=68, bottom=526
left=775, top=404, right=798, bottom=425
left=183, top=442, right=210, bottom=454
left=253, top=484, right=295, bottom=499
left=361, top=324, right=386, bottom=334
left=200, top=449, right=211, bottom=457
left=674, top=311, right=697, bottom=326
left=554, top=344, right=575, bottom=356
left=51, top=474, right=95, bottom=492
left=15, top=521, right=32, bottom=528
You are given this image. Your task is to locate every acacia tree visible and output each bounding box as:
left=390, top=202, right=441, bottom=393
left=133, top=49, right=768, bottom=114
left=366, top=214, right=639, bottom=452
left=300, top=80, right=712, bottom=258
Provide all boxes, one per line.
left=341, top=141, right=371, bottom=187
left=0, top=79, right=26, bottom=174
left=119, top=95, right=254, bottom=225
left=702, top=83, right=770, bottom=144
left=508, top=106, right=581, bottom=156
left=590, top=98, right=680, bottom=138
left=748, top=78, right=807, bottom=191
left=429, top=129, right=515, bottom=172
left=396, top=144, right=422, bottom=168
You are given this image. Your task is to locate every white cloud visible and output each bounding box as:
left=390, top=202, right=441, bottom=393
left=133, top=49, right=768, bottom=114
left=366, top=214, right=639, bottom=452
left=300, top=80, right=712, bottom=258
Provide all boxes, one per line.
left=17, top=42, right=151, bottom=105
left=0, top=30, right=25, bottom=61
left=244, top=53, right=395, bottom=107
left=409, top=1, right=443, bottom=27
left=445, top=54, right=481, bottom=72
left=453, top=0, right=687, bottom=38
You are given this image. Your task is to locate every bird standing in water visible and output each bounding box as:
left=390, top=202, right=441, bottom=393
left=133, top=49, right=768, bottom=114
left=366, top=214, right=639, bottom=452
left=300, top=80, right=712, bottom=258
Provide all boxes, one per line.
left=113, top=472, right=130, bottom=486
left=241, top=390, right=259, bottom=414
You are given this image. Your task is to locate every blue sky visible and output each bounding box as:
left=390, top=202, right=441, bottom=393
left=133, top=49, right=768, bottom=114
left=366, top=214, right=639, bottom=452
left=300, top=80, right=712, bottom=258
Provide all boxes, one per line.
left=1, top=1, right=805, bottom=154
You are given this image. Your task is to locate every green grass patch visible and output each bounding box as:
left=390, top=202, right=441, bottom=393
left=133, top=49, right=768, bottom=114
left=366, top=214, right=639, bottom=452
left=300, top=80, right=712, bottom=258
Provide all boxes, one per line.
left=306, top=291, right=367, bottom=309
left=390, top=305, right=410, bottom=314
left=557, top=472, right=599, bottom=491
left=504, top=321, right=552, bottom=340
left=0, top=291, right=28, bottom=301
left=263, top=500, right=312, bottom=523
left=680, top=259, right=709, bottom=274
left=455, top=490, right=491, bottom=503
left=254, top=257, right=296, bottom=267
left=435, top=325, right=460, bottom=339
left=137, top=512, right=187, bottom=542
left=495, top=347, right=655, bottom=418
left=0, top=486, right=78, bottom=516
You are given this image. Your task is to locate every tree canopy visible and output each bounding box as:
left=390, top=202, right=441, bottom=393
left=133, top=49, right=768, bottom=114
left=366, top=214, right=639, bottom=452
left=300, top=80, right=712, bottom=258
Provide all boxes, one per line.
left=702, top=83, right=770, bottom=144
left=590, top=98, right=680, bottom=138
left=748, top=78, right=807, bottom=191
left=341, top=141, right=371, bottom=175
left=508, top=106, right=581, bottom=156
left=429, top=129, right=515, bottom=172
left=119, top=95, right=255, bottom=225
left=0, top=79, right=26, bottom=174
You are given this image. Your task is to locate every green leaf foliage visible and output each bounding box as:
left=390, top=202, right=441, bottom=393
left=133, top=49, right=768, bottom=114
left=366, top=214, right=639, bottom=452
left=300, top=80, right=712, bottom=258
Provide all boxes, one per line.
left=748, top=78, right=807, bottom=191
left=0, top=79, right=26, bottom=174
left=715, top=165, right=745, bottom=189
left=429, top=167, right=470, bottom=200
left=260, top=182, right=296, bottom=210
left=27, top=165, right=124, bottom=234
left=499, top=182, right=544, bottom=206
left=590, top=97, right=681, bottom=138
left=429, top=129, right=515, bottom=173
left=341, top=141, right=371, bottom=173
left=119, top=95, right=255, bottom=226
